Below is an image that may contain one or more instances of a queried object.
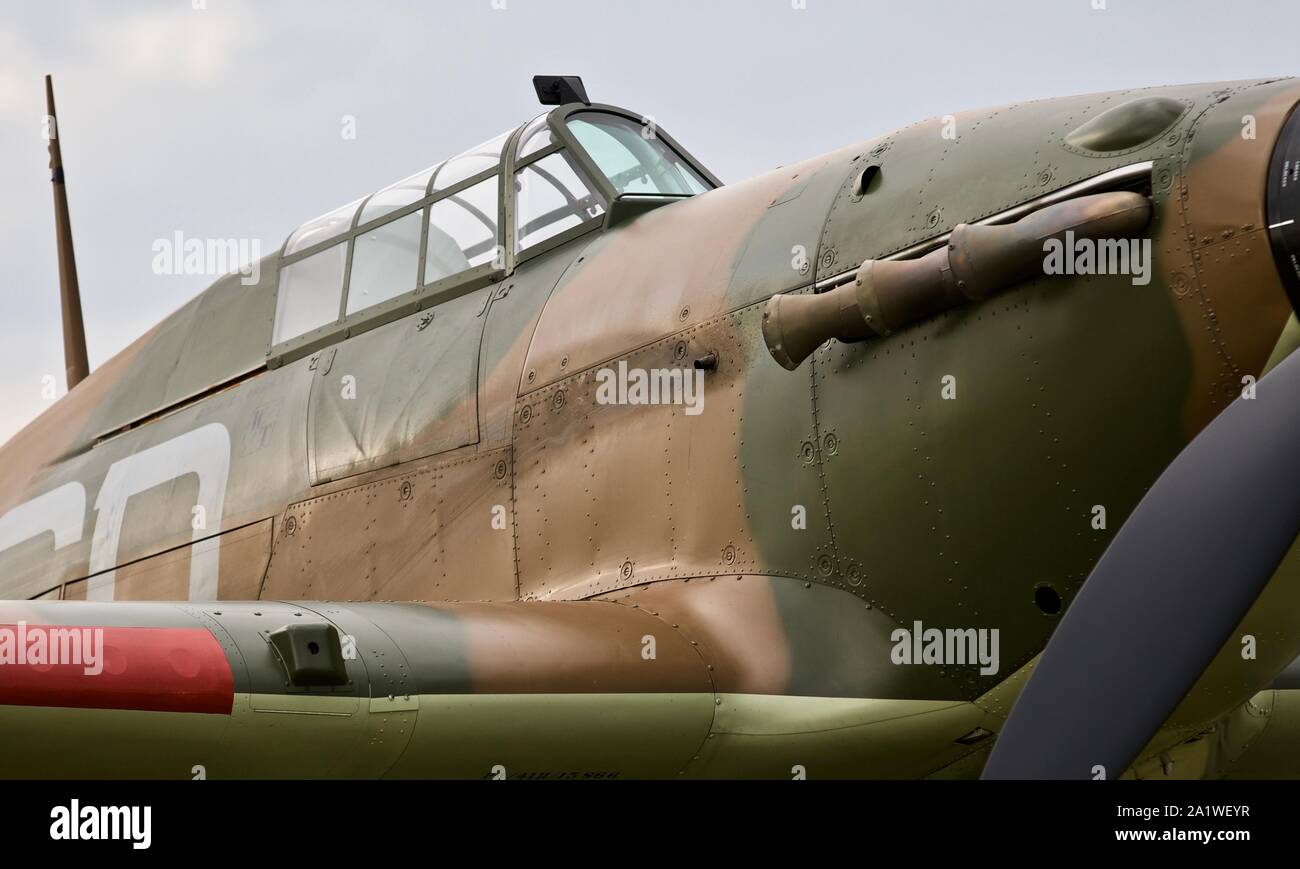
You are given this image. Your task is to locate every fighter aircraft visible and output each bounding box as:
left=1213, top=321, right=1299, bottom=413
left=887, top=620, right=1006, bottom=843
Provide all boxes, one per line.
left=2, top=73, right=1299, bottom=779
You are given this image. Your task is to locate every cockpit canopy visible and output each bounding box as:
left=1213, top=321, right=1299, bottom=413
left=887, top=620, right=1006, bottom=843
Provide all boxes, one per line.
left=271, top=105, right=718, bottom=357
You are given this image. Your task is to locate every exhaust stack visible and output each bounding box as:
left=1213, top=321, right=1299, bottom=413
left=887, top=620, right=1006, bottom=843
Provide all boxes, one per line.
left=762, top=191, right=1152, bottom=370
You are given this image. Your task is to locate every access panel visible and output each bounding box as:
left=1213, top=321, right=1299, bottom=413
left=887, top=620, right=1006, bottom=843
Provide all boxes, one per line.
left=306, top=289, right=487, bottom=485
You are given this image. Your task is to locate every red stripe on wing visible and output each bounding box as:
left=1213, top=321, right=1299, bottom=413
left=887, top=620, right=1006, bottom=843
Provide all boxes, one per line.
left=0, top=624, right=234, bottom=715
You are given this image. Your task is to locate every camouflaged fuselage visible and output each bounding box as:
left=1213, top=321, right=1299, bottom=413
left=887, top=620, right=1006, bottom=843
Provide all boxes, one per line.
left=3, top=77, right=1300, bottom=778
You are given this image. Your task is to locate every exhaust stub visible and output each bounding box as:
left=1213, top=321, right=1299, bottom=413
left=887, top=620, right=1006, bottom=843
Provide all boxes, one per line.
left=762, top=190, right=1153, bottom=370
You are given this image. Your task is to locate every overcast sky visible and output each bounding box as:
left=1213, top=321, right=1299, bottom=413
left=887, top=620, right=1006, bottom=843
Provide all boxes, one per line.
left=0, top=0, right=1292, bottom=443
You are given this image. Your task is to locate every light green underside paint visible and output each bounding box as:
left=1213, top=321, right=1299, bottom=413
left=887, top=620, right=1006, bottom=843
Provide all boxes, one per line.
left=1262, top=312, right=1300, bottom=375
left=0, top=692, right=997, bottom=779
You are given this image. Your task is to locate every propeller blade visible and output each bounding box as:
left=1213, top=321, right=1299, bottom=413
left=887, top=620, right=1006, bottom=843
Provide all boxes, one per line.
left=982, top=347, right=1300, bottom=779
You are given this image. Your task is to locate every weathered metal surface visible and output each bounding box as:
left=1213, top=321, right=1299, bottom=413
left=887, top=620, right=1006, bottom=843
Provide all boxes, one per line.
left=0, top=598, right=714, bottom=778
left=2, top=79, right=1300, bottom=777
left=514, top=304, right=833, bottom=600
left=307, top=287, right=484, bottom=484
left=263, top=450, right=515, bottom=602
